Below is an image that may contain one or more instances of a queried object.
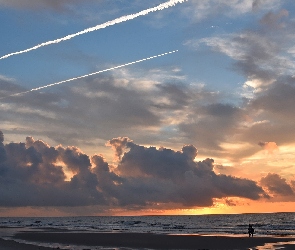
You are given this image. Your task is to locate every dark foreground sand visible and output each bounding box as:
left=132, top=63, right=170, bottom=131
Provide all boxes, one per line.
left=0, top=238, right=52, bottom=250
left=6, top=232, right=295, bottom=250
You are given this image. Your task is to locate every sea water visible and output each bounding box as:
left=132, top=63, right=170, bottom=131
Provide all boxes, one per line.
left=0, top=213, right=295, bottom=249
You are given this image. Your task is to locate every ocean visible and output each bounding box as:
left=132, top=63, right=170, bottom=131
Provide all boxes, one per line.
left=0, top=213, right=295, bottom=249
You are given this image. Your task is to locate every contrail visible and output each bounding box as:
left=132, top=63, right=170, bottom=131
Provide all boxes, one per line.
left=0, top=0, right=187, bottom=60
left=0, top=50, right=178, bottom=99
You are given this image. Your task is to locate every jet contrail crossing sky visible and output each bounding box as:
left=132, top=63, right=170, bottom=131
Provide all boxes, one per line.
left=0, top=0, right=187, bottom=60
left=0, top=50, right=178, bottom=99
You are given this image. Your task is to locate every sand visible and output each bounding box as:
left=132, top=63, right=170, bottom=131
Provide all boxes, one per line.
left=0, top=238, right=52, bottom=250
left=7, top=231, right=295, bottom=249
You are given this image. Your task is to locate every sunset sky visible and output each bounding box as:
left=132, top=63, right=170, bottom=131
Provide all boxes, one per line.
left=1, top=0, right=295, bottom=216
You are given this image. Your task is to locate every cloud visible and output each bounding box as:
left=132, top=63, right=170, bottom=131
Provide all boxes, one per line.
left=260, top=173, right=294, bottom=196
left=182, top=9, right=295, bottom=161
left=186, top=8, right=295, bottom=92
left=179, top=103, right=245, bottom=150
left=252, top=0, right=261, bottom=11
left=258, top=141, right=278, bottom=154
left=260, top=9, right=289, bottom=28
left=106, top=137, right=133, bottom=160
left=101, top=137, right=264, bottom=207
left=0, top=76, right=24, bottom=98
left=0, top=74, right=163, bottom=146
left=2, top=50, right=178, bottom=96
left=0, top=0, right=71, bottom=10
left=4, top=3, right=295, bottom=163
left=0, top=131, right=265, bottom=209
left=1, top=70, right=250, bottom=160
left=0, top=131, right=3, bottom=143
left=0, top=0, right=98, bottom=11
left=250, top=79, right=295, bottom=119
left=182, top=0, right=281, bottom=22
left=252, top=0, right=281, bottom=12
left=197, top=32, right=282, bottom=89
left=240, top=78, right=295, bottom=146
left=0, top=69, right=212, bottom=153
left=0, top=134, right=106, bottom=207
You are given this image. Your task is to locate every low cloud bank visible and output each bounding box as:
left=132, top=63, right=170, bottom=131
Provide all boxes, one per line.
left=0, top=131, right=266, bottom=209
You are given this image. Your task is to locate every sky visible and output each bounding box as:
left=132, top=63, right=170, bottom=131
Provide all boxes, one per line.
left=0, top=0, right=295, bottom=216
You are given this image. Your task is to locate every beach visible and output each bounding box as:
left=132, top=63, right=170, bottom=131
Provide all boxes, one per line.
left=0, top=238, right=52, bottom=250
left=7, top=231, right=295, bottom=249
left=1, top=214, right=295, bottom=249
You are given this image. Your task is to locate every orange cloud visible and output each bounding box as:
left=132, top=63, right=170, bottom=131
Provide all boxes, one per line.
left=258, top=141, right=279, bottom=154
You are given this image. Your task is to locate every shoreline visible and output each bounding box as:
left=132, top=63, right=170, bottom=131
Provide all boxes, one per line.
left=10, top=231, right=295, bottom=249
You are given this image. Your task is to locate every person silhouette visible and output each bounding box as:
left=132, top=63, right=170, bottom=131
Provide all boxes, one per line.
left=248, top=224, right=254, bottom=237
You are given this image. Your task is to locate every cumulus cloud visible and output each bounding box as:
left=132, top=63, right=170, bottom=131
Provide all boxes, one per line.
left=260, top=173, right=294, bottom=196
left=0, top=133, right=106, bottom=207
left=0, top=131, right=266, bottom=209
left=106, top=137, right=133, bottom=160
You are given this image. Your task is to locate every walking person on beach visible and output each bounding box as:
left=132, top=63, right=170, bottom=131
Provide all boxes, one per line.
left=248, top=224, right=254, bottom=237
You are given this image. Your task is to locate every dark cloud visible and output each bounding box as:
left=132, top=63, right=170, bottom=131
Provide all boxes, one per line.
left=0, top=131, right=266, bottom=209
left=107, top=137, right=264, bottom=207
left=0, top=132, right=105, bottom=207
left=252, top=0, right=261, bottom=11
left=114, top=141, right=197, bottom=179
left=185, top=9, right=295, bottom=160
left=0, top=75, right=163, bottom=146
left=107, top=137, right=133, bottom=160
left=0, top=131, right=6, bottom=166
left=260, top=173, right=294, bottom=196
left=0, top=0, right=97, bottom=11
left=0, top=73, right=217, bottom=154
left=0, top=77, right=26, bottom=98
left=225, top=198, right=237, bottom=206
left=179, top=103, right=244, bottom=150
left=252, top=0, right=278, bottom=12
left=0, top=0, right=67, bottom=10
left=260, top=9, right=289, bottom=29
left=230, top=32, right=279, bottom=86
left=154, top=83, right=190, bottom=110
left=0, top=131, right=3, bottom=143
left=250, top=79, right=295, bottom=119
left=240, top=79, right=295, bottom=146
left=0, top=71, right=251, bottom=161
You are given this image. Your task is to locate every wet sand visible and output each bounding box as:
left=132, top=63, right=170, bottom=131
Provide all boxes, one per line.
left=10, top=231, right=295, bottom=249
left=0, top=238, right=52, bottom=250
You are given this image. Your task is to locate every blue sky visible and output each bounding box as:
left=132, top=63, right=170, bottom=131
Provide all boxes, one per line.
left=1, top=0, right=295, bottom=215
